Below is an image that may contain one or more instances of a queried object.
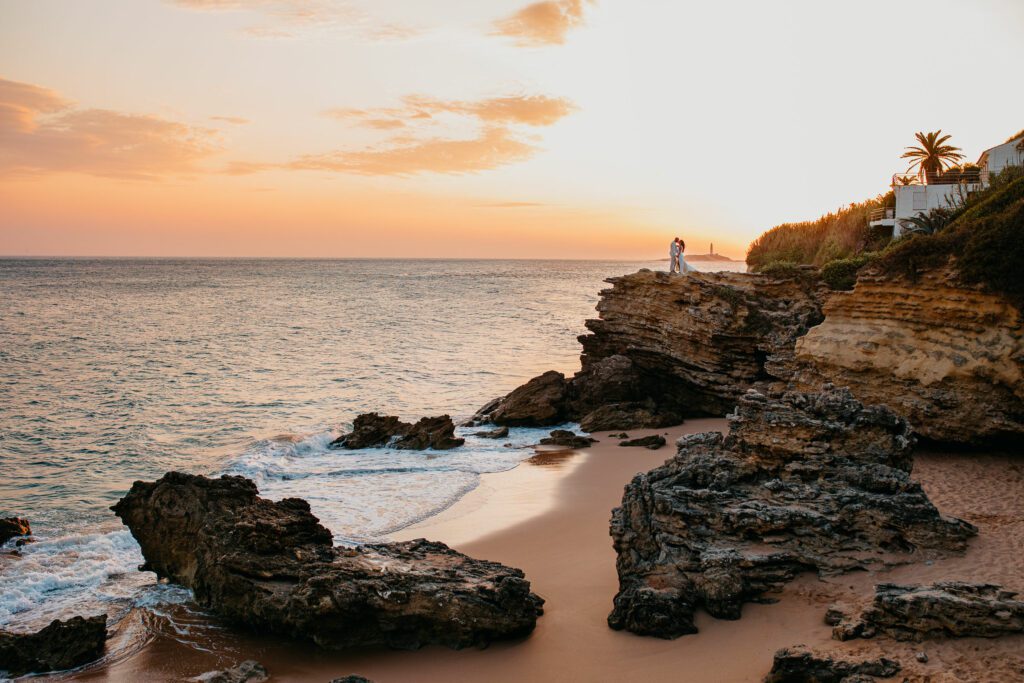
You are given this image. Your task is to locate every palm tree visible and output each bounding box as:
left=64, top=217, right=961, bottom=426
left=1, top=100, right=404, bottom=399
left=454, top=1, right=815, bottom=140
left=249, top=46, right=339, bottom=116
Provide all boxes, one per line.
left=901, top=130, right=965, bottom=183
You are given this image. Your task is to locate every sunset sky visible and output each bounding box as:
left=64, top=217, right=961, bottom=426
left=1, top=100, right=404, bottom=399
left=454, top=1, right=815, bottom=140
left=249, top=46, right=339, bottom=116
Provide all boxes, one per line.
left=2, top=0, right=1022, bottom=259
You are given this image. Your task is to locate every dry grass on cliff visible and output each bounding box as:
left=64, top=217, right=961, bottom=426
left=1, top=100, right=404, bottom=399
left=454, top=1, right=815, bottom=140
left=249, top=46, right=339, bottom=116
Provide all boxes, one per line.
left=745, top=193, right=893, bottom=272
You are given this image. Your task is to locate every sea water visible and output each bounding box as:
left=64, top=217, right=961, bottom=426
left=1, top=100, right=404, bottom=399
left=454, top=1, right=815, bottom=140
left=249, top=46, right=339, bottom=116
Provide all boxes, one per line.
left=0, top=258, right=744, bottom=637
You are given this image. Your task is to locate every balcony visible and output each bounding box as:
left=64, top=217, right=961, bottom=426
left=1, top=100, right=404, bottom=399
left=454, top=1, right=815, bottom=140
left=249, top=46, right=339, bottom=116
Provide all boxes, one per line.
left=890, top=170, right=982, bottom=187
left=869, top=207, right=895, bottom=223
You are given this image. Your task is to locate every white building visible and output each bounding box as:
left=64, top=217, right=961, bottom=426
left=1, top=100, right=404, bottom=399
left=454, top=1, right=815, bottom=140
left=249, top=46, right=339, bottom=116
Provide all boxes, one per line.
left=870, top=136, right=1024, bottom=237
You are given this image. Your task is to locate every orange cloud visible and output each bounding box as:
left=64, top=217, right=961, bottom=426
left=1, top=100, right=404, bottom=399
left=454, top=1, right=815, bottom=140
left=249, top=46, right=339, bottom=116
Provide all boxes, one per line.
left=492, top=0, right=592, bottom=46
left=0, top=77, right=220, bottom=180
left=169, top=0, right=420, bottom=41
left=267, top=93, right=576, bottom=176
left=325, top=94, right=575, bottom=129
left=210, top=115, right=250, bottom=124
left=227, top=127, right=534, bottom=176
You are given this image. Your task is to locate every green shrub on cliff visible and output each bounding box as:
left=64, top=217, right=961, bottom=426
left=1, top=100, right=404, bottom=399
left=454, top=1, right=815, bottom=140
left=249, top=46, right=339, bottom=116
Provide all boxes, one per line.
left=746, top=193, right=893, bottom=271
left=820, top=253, right=879, bottom=291
left=876, top=165, right=1024, bottom=308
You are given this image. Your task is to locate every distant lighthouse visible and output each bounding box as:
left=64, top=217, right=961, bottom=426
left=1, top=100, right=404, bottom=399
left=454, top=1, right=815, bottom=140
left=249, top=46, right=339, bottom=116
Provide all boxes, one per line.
left=710, top=242, right=714, bottom=255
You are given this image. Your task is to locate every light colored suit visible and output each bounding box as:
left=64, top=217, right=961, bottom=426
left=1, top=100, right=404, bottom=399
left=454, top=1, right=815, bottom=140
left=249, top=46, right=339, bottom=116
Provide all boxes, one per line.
left=669, top=241, right=680, bottom=273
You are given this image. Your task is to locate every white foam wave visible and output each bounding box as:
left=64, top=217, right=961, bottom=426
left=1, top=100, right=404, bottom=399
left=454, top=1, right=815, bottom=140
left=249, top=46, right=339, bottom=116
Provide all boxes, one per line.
left=0, top=530, right=155, bottom=630
left=221, top=423, right=582, bottom=543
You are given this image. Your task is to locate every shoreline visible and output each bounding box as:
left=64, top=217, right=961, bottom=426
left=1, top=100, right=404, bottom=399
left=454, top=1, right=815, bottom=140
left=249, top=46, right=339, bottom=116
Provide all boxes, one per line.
left=74, top=422, right=1024, bottom=682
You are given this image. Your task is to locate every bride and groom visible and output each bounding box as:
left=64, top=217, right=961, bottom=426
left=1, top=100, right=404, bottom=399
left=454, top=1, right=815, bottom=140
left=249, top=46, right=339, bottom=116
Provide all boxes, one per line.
left=669, top=237, right=693, bottom=275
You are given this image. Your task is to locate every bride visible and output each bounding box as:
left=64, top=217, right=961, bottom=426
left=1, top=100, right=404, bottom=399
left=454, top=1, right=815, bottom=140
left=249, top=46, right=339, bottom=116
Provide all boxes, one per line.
left=676, top=239, right=697, bottom=274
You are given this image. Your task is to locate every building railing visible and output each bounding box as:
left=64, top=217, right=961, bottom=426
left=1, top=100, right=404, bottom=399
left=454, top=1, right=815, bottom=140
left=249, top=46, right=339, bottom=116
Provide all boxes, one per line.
left=890, top=170, right=982, bottom=187
left=869, top=207, right=895, bottom=222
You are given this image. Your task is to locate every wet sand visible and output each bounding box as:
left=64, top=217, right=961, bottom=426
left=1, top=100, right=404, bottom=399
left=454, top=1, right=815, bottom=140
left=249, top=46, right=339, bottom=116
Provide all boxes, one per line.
left=74, top=422, right=1024, bottom=682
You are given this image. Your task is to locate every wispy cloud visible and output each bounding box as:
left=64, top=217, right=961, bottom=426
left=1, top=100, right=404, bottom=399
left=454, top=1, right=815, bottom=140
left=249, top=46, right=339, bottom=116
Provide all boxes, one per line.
left=325, top=94, right=575, bottom=130
left=473, top=201, right=547, bottom=208
left=210, top=115, right=250, bottom=125
left=169, top=0, right=420, bottom=41
left=231, top=93, right=575, bottom=177
left=0, top=78, right=220, bottom=180
left=287, top=127, right=535, bottom=176
left=492, top=0, right=593, bottom=47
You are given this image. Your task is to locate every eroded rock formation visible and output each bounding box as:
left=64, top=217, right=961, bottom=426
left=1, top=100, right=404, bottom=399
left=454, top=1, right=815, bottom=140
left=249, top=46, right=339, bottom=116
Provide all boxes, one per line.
left=792, top=265, right=1024, bottom=445
left=0, top=517, right=31, bottom=545
left=608, top=387, right=975, bottom=638
left=112, top=473, right=543, bottom=650
left=0, top=615, right=107, bottom=677
left=475, top=270, right=826, bottom=431
left=829, top=582, right=1024, bottom=642
left=330, top=413, right=464, bottom=450
left=618, top=435, right=666, bottom=450
left=539, top=430, right=596, bottom=449
left=764, top=645, right=900, bottom=683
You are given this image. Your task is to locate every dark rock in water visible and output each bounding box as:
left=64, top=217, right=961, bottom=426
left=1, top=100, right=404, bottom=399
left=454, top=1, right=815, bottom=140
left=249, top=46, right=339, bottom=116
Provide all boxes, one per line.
left=0, top=614, right=107, bottom=677
left=765, top=645, right=900, bottom=682
left=539, top=430, right=596, bottom=449
left=608, top=387, right=976, bottom=638
left=578, top=402, right=680, bottom=433
left=393, top=415, right=465, bottom=450
left=472, top=426, right=509, bottom=439
left=830, top=582, right=1024, bottom=642
left=618, top=435, right=667, bottom=450
left=0, top=517, right=31, bottom=545
left=195, top=660, right=268, bottom=683
left=474, top=371, right=569, bottom=426
left=330, top=413, right=464, bottom=450
left=329, top=677, right=374, bottom=683
left=112, top=472, right=543, bottom=650
left=330, top=412, right=406, bottom=448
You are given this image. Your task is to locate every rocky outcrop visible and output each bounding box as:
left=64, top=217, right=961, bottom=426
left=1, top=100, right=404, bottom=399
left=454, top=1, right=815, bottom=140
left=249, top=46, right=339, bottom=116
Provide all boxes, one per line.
left=618, top=435, right=666, bottom=450
left=608, top=387, right=975, bottom=638
left=475, top=271, right=826, bottom=431
left=330, top=677, right=374, bottom=683
left=791, top=265, right=1024, bottom=445
left=195, top=660, right=269, bottom=683
left=472, top=426, right=509, bottom=439
left=330, top=413, right=464, bottom=450
left=764, top=645, right=900, bottom=683
left=0, top=615, right=107, bottom=677
left=829, top=582, right=1024, bottom=642
left=112, top=472, right=543, bottom=650
left=539, top=430, right=596, bottom=449
left=475, top=370, right=570, bottom=426
left=579, top=270, right=826, bottom=416
left=578, top=402, right=679, bottom=433
left=0, top=517, right=31, bottom=545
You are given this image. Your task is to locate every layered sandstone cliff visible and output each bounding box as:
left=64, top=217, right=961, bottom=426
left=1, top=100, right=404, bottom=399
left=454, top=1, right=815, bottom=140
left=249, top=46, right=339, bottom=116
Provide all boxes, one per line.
left=475, top=269, right=828, bottom=429
left=791, top=265, right=1024, bottom=445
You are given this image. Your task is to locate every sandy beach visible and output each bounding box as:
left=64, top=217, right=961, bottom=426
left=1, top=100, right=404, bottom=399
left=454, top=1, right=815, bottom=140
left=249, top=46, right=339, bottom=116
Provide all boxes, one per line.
left=71, top=417, right=1024, bottom=683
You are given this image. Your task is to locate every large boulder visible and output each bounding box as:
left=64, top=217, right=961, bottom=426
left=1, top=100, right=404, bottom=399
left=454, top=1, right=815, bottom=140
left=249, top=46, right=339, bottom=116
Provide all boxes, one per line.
left=608, top=387, right=976, bottom=638
left=474, top=371, right=569, bottom=426
left=0, top=615, right=107, bottom=677
left=578, top=402, right=679, bottom=433
left=330, top=413, right=464, bottom=450
left=764, top=645, right=900, bottom=683
left=112, top=473, right=543, bottom=650
left=0, top=517, right=31, bottom=545
left=829, top=582, right=1024, bottom=642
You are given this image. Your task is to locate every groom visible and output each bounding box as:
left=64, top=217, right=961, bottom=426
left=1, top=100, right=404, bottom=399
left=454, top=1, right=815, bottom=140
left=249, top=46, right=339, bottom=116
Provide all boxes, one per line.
left=669, top=237, right=680, bottom=274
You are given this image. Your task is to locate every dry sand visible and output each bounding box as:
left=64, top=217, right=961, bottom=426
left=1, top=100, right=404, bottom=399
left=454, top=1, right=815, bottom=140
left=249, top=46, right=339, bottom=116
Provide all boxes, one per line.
left=74, top=422, right=1024, bottom=683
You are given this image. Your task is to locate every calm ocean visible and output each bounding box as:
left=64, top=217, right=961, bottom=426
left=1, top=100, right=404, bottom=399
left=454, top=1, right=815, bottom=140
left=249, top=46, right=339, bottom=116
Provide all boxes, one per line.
left=0, top=258, right=743, bottom=635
